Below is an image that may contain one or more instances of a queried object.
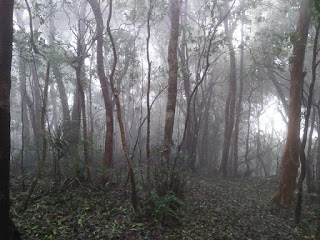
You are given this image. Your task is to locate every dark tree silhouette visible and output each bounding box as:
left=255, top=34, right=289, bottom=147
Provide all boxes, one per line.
left=0, top=0, right=20, bottom=239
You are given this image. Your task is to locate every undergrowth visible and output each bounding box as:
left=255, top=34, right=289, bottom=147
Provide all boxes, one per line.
left=11, top=176, right=319, bottom=239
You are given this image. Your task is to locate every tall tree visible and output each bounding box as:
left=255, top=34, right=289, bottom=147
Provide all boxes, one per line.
left=87, top=0, right=114, bottom=171
left=160, top=0, right=180, bottom=191
left=48, top=6, right=71, bottom=139
left=0, top=0, right=20, bottom=238
left=233, top=17, right=245, bottom=176
left=219, top=0, right=237, bottom=177
left=146, top=0, right=153, bottom=194
left=295, top=21, right=320, bottom=223
left=271, top=0, right=311, bottom=208
left=18, top=0, right=51, bottom=211
left=106, top=0, right=139, bottom=213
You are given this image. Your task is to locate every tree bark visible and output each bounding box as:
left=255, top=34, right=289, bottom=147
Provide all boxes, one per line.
left=219, top=1, right=237, bottom=177
left=0, top=0, right=20, bottom=238
left=271, top=0, right=311, bottom=208
left=161, top=0, right=180, bottom=167
left=295, top=21, right=319, bottom=223
left=18, top=0, right=51, bottom=212
left=233, top=19, right=244, bottom=177
left=106, top=0, right=139, bottom=214
left=161, top=0, right=180, bottom=191
left=48, top=14, right=71, bottom=133
left=146, top=0, right=153, bottom=194
left=244, top=88, right=254, bottom=177
left=87, top=0, right=114, bottom=171
left=199, top=87, right=214, bottom=171
left=19, top=53, right=30, bottom=191
left=306, top=107, right=315, bottom=192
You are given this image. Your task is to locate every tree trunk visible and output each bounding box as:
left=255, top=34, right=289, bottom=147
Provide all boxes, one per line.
left=295, top=21, right=320, bottom=223
left=87, top=0, right=114, bottom=171
left=146, top=0, right=153, bottom=194
left=18, top=0, right=51, bottom=212
left=49, top=14, right=71, bottom=134
left=199, top=87, right=214, bottom=172
left=19, top=53, right=30, bottom=191
left=244, top=88, right=254, bottom=177
left=306, top=107, right=315, bottom=192
left=88, top=45, right=95, bottom=162
left=271, top=0, right=311, bottom=208
left=233, top=19, right=244, bottom=177
left=268, top=69, right=289, bottom=118
left=219, top=1, right=237, bottom=177
left=317, top=102, right=320, bottom=180
left=162, top=0, right=180, bottom=162
left=0, top=0, right=20, bottom=238
left=179, top=0, right=192, bottom=166
left=69, top=83, right=81, bottom=147
left=161, top=0, right=180, bottom=191
left=106, top=0, right=139, bottom=214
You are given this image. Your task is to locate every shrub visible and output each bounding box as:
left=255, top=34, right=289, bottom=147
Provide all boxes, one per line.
left=144, top=190, right=184, bottom=225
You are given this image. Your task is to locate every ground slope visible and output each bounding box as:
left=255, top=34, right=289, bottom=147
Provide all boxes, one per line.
left=12, top=176, right=318, bottom=239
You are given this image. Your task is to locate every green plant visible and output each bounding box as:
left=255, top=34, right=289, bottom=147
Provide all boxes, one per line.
left=144, top=190, right=184, bottom=225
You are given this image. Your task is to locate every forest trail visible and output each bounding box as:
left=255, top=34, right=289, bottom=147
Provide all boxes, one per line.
left=12, top=176, right=318, bottom=239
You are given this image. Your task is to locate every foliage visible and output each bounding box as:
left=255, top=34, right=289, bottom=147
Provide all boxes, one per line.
left=144, top=190, right=184, bottom=225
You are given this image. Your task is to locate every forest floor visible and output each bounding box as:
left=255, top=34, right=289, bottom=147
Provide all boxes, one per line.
left=11, top=175, right=320, bottom=239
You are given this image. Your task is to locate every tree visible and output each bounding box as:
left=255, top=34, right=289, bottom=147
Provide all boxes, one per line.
left=106, top=0, right=139, bottom=214
left=233, top=16, right=245, bottom=176
left=0, top=0, right=20, bottom=238
left=271, top=0, right=311, bottom=208
left=160, top=0, right=180, bottom=192
left=146, top=0, right=153, bottom=194
left=18, top=0, right=51, bottom=212
left=87, top=0, right=114, bottom=172
left=219, top=0, right=237, bottom=177
left=295, top=20, right=320, bottom=223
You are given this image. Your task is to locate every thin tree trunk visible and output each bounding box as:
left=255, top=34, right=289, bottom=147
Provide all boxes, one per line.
left=88, top=45, right=95, bottom=161
left=306, top=107, right=316, bottom=192
left=76, top=65, right=91, bottom=181
left=268, top=69, right=289, bottom=118
left=18, top=0, right=51, bottom=212
left=199, top=87, right=214, bottom=171
left=317, top=102, right=320, bottom=180
left=233, top=19, right=244, bottom=177
left=244, top=88, right=254, bottom=177
left=19, top=53, right=30, bottom=191
left=146, top=0, right=153, bottom=195
left=106, top=0, right=139, bottom=214
left=295, top=21, right=320, bottom=223
left=49, top=14, right=70, bottom=133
